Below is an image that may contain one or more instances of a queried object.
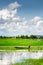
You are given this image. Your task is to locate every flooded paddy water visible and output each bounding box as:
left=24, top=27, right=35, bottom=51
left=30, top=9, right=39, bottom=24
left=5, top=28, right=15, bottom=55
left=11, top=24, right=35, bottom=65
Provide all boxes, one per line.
left=0, top=50, right=43, bottom=65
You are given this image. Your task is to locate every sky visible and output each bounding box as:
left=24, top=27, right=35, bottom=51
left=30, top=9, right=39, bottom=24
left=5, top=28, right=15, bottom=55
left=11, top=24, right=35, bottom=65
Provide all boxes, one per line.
left=0, top=0, right=43, bottom=36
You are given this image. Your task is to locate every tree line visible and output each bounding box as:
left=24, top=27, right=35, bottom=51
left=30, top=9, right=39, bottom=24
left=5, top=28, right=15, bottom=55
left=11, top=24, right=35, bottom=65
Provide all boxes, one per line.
left=0, top=35, right=43, bottom=39
left=16, top=35, right=43, bottom=39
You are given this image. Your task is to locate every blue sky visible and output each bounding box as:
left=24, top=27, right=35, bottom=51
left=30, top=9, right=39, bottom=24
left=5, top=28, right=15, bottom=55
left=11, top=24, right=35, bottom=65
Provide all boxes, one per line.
left=0, top=0, right=43, bottom=36
left=0, top=0, right=43, bottom=19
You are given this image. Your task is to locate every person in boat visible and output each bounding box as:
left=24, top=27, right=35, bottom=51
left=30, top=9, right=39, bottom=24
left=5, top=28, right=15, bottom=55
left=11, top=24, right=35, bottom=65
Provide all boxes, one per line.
left=28, top=45, right=30, bottom=48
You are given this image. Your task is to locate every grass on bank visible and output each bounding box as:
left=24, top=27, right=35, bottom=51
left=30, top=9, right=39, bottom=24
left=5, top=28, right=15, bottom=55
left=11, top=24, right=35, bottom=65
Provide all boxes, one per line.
left=0, top=38, right=43, bottom=50
left=12, top=59, right=43, bottom=65
left=0, top=46, right=43, bottom=50
left=0, top=38, right=43, bottom=46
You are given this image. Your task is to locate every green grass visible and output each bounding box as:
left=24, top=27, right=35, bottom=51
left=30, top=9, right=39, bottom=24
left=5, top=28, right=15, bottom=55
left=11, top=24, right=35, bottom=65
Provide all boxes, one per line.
left=0, top=38, right=43, bottom=50
left=0, top=38, right=43, bottom=46
left=12, top=59, right=43, bottom=65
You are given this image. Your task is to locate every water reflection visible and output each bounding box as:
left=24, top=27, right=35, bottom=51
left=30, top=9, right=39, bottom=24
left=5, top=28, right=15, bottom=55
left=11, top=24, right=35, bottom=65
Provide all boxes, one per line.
left=0, top=50, right=43, bottom=65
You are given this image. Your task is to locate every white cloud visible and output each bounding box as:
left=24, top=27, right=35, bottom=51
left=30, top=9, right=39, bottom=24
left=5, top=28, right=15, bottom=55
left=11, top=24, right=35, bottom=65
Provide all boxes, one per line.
left=0, top=8, right=17, bottom=20
left=7, top=1, right=21, bottom=10
left=31, top=16, right=41, bottom=22
left=36, top=20, right=43, bottom=31
left=0, top=1, right=21, bottom=20
left=0, top=1, right=43, bottom=36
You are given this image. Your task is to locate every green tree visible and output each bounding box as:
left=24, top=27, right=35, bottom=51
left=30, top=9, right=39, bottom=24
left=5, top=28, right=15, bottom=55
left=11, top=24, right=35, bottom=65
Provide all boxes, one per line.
left=30, top=35, right=37, bottom=39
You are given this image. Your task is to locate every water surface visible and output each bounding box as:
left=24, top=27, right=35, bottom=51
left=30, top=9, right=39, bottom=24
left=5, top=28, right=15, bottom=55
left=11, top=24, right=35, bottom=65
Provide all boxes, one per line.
left=0, top=50, right=43, bottom=65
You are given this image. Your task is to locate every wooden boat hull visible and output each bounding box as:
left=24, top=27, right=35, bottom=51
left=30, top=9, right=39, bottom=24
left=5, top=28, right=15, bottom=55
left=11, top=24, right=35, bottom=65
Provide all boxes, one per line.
left=15, top=46, right=30, bottom=49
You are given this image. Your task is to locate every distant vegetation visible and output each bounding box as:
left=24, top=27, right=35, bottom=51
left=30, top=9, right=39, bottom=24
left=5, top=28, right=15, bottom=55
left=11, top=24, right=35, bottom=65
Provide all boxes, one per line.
left=0, top=35, right=43, bottom=39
